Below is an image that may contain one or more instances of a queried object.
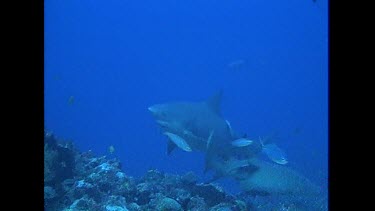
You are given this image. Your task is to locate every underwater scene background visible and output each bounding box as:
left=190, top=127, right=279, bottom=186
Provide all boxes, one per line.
left=45, top=0, right=328, bottom=210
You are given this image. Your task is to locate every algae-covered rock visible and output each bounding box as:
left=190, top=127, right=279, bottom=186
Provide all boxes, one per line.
left=186, top=196, right=207, bottom=210
left=170, top=188, right=191, bottom=207
left=191, top=183, right=227, bottom=207
left=64, top=195, right=97, bottom=211
left=156, top=197, right=182, bottom=211
left=44, top=186, right=56, bottom=200
left=233, top=199, right=247, bottom=211
left=209, top=202, right=232, bottom=211
left=43, top=130, right=327, bottom=211
left=105, top=205, right=129, bottom=211
left=181, top=171, right=198, bottom=184
left=126, top=202, right=141, bottom=211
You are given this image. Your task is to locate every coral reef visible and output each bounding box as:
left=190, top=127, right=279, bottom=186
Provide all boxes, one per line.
left=44, top=130, right=327, bottom=210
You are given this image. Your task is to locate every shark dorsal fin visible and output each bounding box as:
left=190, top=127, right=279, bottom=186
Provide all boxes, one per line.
left=206, top=90, right=223, bottom=116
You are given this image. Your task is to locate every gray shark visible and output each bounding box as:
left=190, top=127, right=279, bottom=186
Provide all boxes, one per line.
left=148, top=92, right=326, bottom=207
left=148, top=92, right=234, bottom=154
left=238, top=158, right=322, bottom=195
left=148, top=91, right=287, bottom=172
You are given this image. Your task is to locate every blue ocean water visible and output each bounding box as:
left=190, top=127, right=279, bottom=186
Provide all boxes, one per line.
left=45, top=0, right=328, bottom=195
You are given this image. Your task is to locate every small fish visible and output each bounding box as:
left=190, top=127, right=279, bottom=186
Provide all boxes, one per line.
left=164, top=132, right=192, bottom=152
left=108, top=145, right=115, bottom=154
left=231, top=138, right=254, bottom=147
left=273, top=157, right=288, bottom=165
left=262, top=143, right=288, bottom=165
left=228, top=59, right=245, bottom=70
left=68, top=96, right=75, bottom=105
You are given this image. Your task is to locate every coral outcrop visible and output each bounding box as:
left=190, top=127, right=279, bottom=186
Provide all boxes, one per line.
left=44, top=130, right=327, bottom=210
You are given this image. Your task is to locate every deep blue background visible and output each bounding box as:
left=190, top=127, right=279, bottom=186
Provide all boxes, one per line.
left=45, top=0, right=328, bottom=193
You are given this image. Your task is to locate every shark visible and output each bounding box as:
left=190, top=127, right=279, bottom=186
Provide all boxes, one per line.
left=148, top=92, right=326, bottom=207
left=148, top=91, right=231, bottom=154
left=237, top=158, right=322, bottom=196
left=148, top=91, right=287, bottom=173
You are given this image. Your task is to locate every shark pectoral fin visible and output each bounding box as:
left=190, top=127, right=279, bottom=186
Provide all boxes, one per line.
left=262, top=144, right=288, bottom=165
left=163, top=132, right=192, bottom=152
left=167, top=140, right=177, bottom=155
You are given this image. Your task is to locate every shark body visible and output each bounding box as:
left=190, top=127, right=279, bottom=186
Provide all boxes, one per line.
left=148, top=91, right=282, bottom=172
left=148, top=92, right=325, bottom=207
left=148, top=92, right=232, bottom=152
